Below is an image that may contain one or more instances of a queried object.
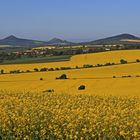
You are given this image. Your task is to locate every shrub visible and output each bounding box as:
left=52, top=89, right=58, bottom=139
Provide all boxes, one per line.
left=122, top=75, right=131, bottom=78
left=83, top=64, right=94, bottom=68
left=10, top=70, right=20, bottom=74
left=55, top=68, right=60, bottom=71
left=26, top=70, right=31, bottom=73
left=113, top=76, right=116, bottom=78
left=122, top=76, right=127, bottom=78
left=60, top=67, right=71, bottom=70
left=120, top=59, right=127, bottom=64
left=17, top=70, right=20, bottom=73
left=40, top=78, right=43, bottom=80
left=105, top=62, right=115, bottom=66
left=43, top=89, right=54, bottom=93
left=78, top=85, right=86, bottom=90
left=48, top=68, right=54, bottom=71
left=136, top=59, right=140, bottom=62
left=96, top=64, right=103, bottom=67
left=34, top=68, right=39, bottom=72
left=104, top=63, right=112, bottom=66
left=0, top=69, right=4, bottom=74
left=75, top=66, right=79, bottom=69
left=40, top=68, right=48, bottom=72
left=56, top=74, right=68, bottom=80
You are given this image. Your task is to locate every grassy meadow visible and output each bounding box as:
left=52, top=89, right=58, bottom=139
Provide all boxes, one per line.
left=1, top=55, right=71, bottom=65
left=0, top=50, right=140, bottom=139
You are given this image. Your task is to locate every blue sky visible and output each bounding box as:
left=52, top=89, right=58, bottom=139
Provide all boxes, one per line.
left=0, top=0, right=140, bottom=42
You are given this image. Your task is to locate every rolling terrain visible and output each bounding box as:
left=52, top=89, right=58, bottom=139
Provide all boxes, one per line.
left=1, top=50, right=140, bottom=139
left=0, top=50, right=140, bottom=96
left=0, top=50, right=140, bottom=72
left=1, top=33, right=140, bottom=48
left=0, top=35, right=74, bottom=47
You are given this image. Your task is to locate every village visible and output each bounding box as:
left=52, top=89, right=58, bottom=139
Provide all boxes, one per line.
left=13, top=44, right=124, bottom=57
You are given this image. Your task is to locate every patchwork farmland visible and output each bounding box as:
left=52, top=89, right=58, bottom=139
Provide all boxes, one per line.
left=0, top=50, right=140, bottom=139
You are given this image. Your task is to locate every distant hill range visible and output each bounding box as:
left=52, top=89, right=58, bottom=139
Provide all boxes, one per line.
left=0, top=35, right=75, bottom=47
left=46, top=38, right=74, bottom=45
left=0, top=34, right=140, bottom=47
left=86, top=34, right=140, bottom=45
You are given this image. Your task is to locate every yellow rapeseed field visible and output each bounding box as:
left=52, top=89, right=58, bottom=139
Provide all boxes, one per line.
left=0, top=62, right=140, bottom=95
left=0, top=91, right=140, bottom=139
left=0, top=50, right=140, bottom=139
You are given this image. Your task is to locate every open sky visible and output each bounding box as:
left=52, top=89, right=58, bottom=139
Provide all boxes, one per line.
left=0, top=0, right=140, bottom=42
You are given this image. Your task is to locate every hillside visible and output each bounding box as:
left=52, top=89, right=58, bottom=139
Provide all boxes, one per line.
left=47, top=38, right=75, bottom=45
left=0, top=35, right=48, bottom=47
left=0, top=35, right=75, bottom=47
left=87, top=34, right=140, bottom=45
left=1, top=34, right=140, bottom=47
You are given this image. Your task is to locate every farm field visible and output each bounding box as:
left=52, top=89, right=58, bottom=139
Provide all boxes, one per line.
left=0, top=62, right=140, bottom=96
left=0, top=50, right=140, bottom=95
left=1, top=55, right=71, bottom=65
left=1, top=50, right=140, bottom=73
left=0, top=50, right=140, bottom=139
left=0, top=91, right=140, bottom=139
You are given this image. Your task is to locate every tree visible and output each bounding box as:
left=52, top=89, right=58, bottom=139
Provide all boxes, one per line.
left=0, top=69, right=4, bottom=74
left=136, top=59, right=140, bottom=63
left=40, top=68, right=48, bottom=72
left=48, top=68, right=54, bottom=71
left=40, top=78, right=43, bottom=80
left=83, top=64, right=93, bottom=68
left=120, top=59, right=127, bottom=64
left=78, top=85, right=86, bottom=90
left=56, top=74, right=68, bottom=79
left=26, top=70, right=31, bottom=73
left=34, top=68, right=39, bottom=72
left=75, top=66, right=79, bottom=69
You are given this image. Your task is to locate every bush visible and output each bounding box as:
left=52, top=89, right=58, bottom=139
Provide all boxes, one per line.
left=43, top=89, right=54, bottom=93
left=136, top=59, right=140, bottom=62
left=10, top=70, right=20, bottom=74
left=96, top=64, right=103, bottom=67
left=55, top=68, right=60, bottom=71
left=75, top=66, right=79, bottom=69
left=122, top=76, right=127, bottom=78
left=113, top=76, right=116, bottom=78
left=40, top=78, right=43, bottom=80
left=104, top=62, right=115, bottom=66
left=122, top=75, right=131, bottom=78
left=0, top=69, right=4, bottom=74
left=83, top=64, right=94, bottom=68
left=48, top=68, right=54, bottom=71
left=56, top=74, right=68, bottom=80
left=78, top=85, right=86, bottom=90
left=40, top=68, right=48, bottom=72
left=60, top=67, right=71, bottom=70
left=26, top=70, right=31, bottom=73
left=120, top=59, right=127, bottom=64
left=34, top=68, right=39, bottom=72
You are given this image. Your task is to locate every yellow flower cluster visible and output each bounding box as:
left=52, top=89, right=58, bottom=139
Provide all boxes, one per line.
left=0, top=91, right=140, bottom=139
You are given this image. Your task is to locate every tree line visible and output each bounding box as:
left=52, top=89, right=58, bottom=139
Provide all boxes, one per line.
left=0, top=58, right=140, bottom=75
